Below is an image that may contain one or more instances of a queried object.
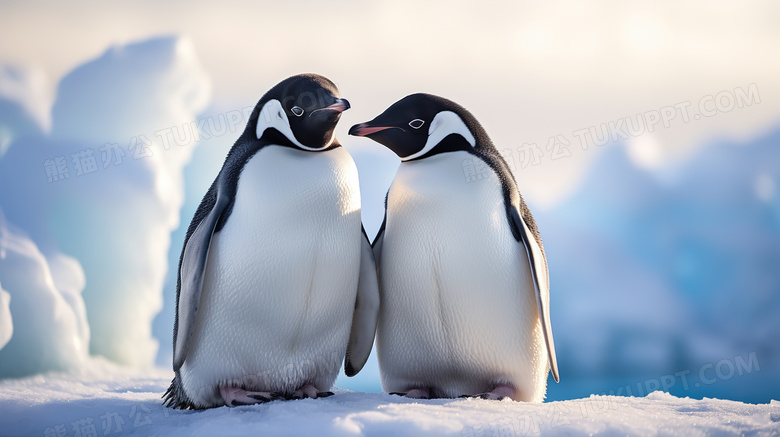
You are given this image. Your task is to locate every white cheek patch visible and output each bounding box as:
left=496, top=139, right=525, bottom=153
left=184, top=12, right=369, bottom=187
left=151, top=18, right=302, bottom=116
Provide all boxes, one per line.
left=255, top=99, right=333, bottom=151
left=401, top=111, right=476, bottom=161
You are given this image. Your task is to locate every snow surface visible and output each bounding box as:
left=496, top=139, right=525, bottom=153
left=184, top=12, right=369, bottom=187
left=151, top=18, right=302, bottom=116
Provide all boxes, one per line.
left=0, top=363, right=777, bottom=437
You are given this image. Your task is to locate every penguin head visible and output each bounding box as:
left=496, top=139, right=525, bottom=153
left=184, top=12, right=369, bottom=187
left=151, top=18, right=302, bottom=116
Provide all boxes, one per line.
left=349, top=93, right=486, bottom=161
left=251, top=74, right=350, bottom=151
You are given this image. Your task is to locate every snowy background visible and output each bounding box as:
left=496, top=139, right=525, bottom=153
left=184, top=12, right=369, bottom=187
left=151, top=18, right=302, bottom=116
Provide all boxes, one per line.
left=0, top=1, right=779, bottom=435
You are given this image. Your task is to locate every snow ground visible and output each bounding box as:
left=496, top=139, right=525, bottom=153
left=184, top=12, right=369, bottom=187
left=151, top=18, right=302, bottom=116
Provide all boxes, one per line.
left=0, top=361, right=777, bottom=437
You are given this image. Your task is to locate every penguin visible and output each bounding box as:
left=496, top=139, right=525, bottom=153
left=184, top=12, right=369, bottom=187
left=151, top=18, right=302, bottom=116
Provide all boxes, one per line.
left=348, top=93, right=559, bottom=402
left=163, top=74, right=379, bottom=409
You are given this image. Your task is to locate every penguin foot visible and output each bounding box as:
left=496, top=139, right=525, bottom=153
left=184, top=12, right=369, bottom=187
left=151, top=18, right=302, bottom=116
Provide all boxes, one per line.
left=291, top=384, right=324, bottom=400
left=466, top=383, right=516, bottom=401
left=219, top=385, right=282, bottom=407
left=389, top=388, right=431, bottom=399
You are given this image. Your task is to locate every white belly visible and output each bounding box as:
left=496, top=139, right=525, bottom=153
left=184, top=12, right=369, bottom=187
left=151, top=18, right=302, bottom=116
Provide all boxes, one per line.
left=180, top=146, right=362, bottom=407
left=377, top=151, right=548, bottom=401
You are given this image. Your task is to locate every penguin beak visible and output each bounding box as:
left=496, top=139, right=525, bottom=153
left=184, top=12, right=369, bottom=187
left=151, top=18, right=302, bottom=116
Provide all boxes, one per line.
left=324, top=98, right=351, bottom=113
left=309, top=98, right=350, bottom=117
left=348, top=123, right=397, bottom=136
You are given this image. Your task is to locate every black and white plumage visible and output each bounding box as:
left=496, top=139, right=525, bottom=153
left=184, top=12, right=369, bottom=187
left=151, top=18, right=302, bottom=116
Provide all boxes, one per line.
left=163, top=74, right=379, bottom=409
left=349, top=93, right=558, bottom=402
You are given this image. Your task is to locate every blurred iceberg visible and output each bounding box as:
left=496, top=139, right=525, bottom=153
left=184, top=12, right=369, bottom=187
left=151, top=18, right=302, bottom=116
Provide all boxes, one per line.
left=0, top=64, right=50, bottom=158
left=541, top=129, right=780, bottom=401
left=0, top=35, right=210, bottom=370
left=0, top=207, right=88, bottom=376
left=0, top=282, right=11, bottom=350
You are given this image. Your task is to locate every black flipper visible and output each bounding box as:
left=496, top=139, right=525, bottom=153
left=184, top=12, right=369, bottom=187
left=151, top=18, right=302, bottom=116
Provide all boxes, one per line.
left=371, top=190, right=389, bottom=265
left=344, top=226, right=380, bottom=376
left=509, top=206, right=559, bottom=383
left=372, top=223, right=385, bottom=266
left=173, top=191, right=230, bottom=372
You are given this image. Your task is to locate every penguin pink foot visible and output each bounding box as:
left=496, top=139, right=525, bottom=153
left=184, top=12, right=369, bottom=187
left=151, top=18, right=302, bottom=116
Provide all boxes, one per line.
left=219, top=385, right=282, bottom=407
left=464, top=383, right=516, bottom=401
left=291, top=384, right=334, bottom=400
left=389, top=387, right=431, bottom=399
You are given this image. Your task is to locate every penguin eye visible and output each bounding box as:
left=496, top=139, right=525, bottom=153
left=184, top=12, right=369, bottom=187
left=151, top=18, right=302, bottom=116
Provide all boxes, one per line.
left=291, top=106, right=305, bottom=117
left=409, top=119, right=425, bottom=129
